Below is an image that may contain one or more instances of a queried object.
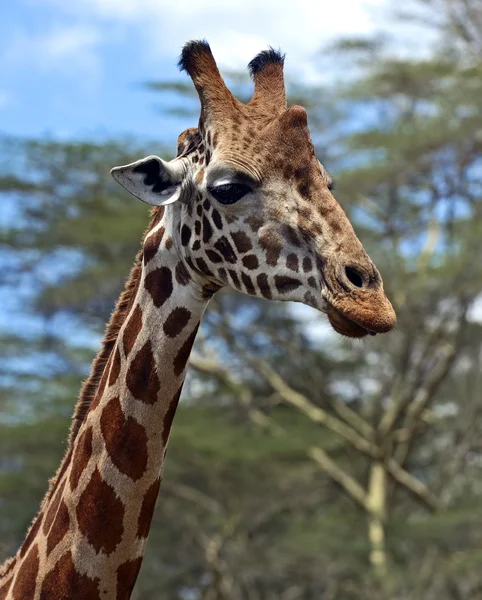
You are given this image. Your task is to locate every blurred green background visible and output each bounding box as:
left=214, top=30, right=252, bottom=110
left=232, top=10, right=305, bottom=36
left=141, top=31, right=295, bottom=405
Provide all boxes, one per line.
left=2, top=1, right=482, bottom=598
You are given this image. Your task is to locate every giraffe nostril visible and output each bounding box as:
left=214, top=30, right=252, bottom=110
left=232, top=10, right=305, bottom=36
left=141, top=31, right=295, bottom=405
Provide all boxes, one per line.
left=345, top=266, right=364, bottom=289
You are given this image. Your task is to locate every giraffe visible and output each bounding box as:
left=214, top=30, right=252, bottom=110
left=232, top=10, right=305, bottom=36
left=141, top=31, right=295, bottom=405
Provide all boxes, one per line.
left=0, top=40, right=396, bottom=600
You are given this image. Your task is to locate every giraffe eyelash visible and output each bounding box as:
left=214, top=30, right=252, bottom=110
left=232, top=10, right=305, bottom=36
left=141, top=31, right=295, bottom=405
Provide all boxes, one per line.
left=207, top=183, right=252, bottom=205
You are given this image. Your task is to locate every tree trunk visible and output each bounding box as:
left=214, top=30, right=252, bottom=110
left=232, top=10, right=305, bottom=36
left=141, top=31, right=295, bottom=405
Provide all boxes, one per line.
left=366, top=462, right=387, bottom=576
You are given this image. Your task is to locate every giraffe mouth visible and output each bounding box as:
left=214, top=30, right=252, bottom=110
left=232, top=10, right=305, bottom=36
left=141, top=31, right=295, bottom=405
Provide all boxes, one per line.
left=327, top=310, right=375, bottom=339
left=320, top=271, right=396, bottom=338
left=325, top=303, right=377, bottom=339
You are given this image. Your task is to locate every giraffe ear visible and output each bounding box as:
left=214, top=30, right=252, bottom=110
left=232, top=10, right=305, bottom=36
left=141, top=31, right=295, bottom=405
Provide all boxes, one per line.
left=110, top=155, right=186, bottom=206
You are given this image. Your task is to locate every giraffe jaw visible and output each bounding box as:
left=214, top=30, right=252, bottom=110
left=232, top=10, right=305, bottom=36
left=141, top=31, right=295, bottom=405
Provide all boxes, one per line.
left=321, top=293, right=396, bottom=339
left=324, top=303, right=375, bottom=339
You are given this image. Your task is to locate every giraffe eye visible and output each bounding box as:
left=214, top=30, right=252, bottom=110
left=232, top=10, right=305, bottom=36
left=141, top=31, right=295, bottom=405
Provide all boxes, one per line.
left=208, top=183, right=251, bottom=205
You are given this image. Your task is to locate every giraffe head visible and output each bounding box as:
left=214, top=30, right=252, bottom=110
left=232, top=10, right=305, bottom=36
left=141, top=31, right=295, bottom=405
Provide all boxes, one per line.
left=112, top=40, right=396, bottom=338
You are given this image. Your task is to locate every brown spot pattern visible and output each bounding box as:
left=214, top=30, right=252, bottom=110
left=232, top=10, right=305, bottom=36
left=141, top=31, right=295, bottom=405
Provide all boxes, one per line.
left=123, top=304, right=143, bottom=357
left=150, top=205, right=165, bottom=227
left=231, top=231, right=252, bottom=253
left=297, top=179, right=311, bottom=198
left=0, top=558, right=16, bottom=579
left=126, top=341, right=160, bottom=405
left=283, top=164, right=294, bottom=179
left=259, top=231, right=282, bottom=266
left=90, top=357, right=110, bottom=412
left=46, top=500, right=70, bottom=555
left=137, top=478, right=161, bottom=539
left=206, top=249, right=223, bottom=263
left=202, top=215, right=213, bottom=243
left=12, top=545, right=39, bottom=600
left=241, top=273, right=256, bottom=295
left=303, top=256, right=313, bottom=272
left=195, top=257, right=214, bottom=276
left=329, top=218, right=343, bottom=234
left=181, top=224, right=192, bottom=246
left=48, top=447, right=73, bottom=500
left=143, top=226, right=165, bottom=265
left=173, top=325, right=199, bottom=377
left=39, top=552, right=101, bottom=600
left=100, top=396, right=148, bottom=481
left=175, top=261, right=190, bottom=285
left=76, top=468, right=124, bottom=555
left=109, top=344, right=121, bottom=386
left=212, top=208, right=223, bottom=229
left=228, top=269, right=241, bottom=289
left=69, top=427, right=93, bottom=491
left=286, top=253, right=299, bottom=272
left=246, top=215, right=263, bottom=231
left=20, top=511, right=43, bottom=558
left=116, top=557, right=143, bottom=600
left=0, top=576, right=13, bottom=600
left=43, top=479, right=66, bottom=536
left=284, top=225, right=301, bottom=247
left=214, top=236, right=236, bottom=263
left=163, top=307, right=191, bottom=338
left=242, top=255, right=259, bottom=270
left=144, top=267, right=173, bottom=308
left=185, top=256, right=195, bottom=270
left=274, top=276, right=302, bottom=293
left=257, top=273, right=272, bottom=298
left=162, top=385, right=183, bottom=445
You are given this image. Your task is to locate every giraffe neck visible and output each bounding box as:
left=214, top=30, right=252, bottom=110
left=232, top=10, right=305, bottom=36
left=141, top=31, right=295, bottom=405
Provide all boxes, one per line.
left=0, top=214, right=210, bottom=600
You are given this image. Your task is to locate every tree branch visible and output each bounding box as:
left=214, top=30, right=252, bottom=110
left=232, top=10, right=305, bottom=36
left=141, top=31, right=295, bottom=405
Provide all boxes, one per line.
left=257, top=363, right=381, bottom=459
left=394, top=343, right=457, bottom=465
left=307, top=447, right=369, bottom=510
left=191, top=354, right=441, bottom=512
left=330, top=397, right=375, bottom=441
left=385, top=458, right=440, bottom=511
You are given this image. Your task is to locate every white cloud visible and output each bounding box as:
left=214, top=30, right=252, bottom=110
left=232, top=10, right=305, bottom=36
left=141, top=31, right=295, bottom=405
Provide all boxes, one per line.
left=35, top=0, right=388, bottom=82
left=2, top=24, right=102, bottom=80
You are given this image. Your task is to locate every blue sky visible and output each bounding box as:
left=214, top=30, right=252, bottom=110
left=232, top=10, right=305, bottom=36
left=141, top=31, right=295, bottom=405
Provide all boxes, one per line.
left=0, top=0, right=397, bottom=146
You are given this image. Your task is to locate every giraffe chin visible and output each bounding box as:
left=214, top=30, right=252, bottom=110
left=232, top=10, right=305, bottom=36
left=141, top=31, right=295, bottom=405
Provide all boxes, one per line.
left=325, top=305, right=375, bottom=339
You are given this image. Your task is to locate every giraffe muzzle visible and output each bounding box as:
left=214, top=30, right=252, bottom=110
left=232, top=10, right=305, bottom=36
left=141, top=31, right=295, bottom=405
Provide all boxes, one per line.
left=321, top=263, right=397, bottom=338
